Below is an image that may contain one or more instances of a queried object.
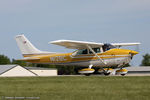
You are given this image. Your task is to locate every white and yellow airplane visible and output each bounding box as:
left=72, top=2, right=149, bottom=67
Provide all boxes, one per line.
left=15, top=35, right=140, bottom=76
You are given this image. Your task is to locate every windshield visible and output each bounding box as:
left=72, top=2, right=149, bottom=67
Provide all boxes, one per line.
left=102, top=44, right=115, bottom=52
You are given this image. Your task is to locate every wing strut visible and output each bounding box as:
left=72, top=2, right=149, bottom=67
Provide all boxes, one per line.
left=86, top=45, right=107, bottom=65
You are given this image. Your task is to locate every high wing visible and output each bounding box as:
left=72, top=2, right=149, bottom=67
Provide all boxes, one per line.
left=112, top=43, right=141, bottom=47
left=50, top=40, right=104, bottom=49
left=49, top=40, right=140, bottom=49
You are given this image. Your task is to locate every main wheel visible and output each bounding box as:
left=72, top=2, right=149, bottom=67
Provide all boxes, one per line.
left=104, top=72, right=110, bottom=76
left=85, top=74, right=91, bottom=76
left=121, top=74, right=126, bottom=76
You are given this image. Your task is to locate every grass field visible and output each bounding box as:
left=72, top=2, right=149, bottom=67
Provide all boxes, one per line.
left=0, top=76, right=150, bottom=100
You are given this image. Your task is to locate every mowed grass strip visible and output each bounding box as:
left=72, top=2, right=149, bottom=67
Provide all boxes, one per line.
left=0, top=76, right=150, bottom=100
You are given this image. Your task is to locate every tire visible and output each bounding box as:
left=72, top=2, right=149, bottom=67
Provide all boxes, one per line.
left=85, top=74, right=91, bottom=76
left=121, top=74, right=126, bottom=76
left=104, top=72, right=110, bottom=76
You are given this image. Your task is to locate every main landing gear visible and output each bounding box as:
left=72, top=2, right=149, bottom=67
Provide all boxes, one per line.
left=78, top=65, right=128, bottom=76
left=78, top=65, right=95, bottom=76
left=98, top=68, right=113, bottom=76
left=98, top=68, right=128, bottom=76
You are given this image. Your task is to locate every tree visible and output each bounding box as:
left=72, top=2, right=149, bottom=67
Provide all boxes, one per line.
left=56, top=65, right=76, bottom=75
left=12, top=59, right=27, bottom=66
left=0, top=54, right=11, bottom=64
left=141, top=53, right=150, bottom=66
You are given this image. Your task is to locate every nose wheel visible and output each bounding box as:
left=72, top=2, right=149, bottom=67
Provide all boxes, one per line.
left=85, top=73, right=92, bottom=76
left=104, top=72, right=111, bottom=76
left=116, top=68, right=128, bottom=76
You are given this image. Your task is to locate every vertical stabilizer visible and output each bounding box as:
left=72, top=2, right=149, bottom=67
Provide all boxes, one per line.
left=15, top=35, right=42, bottom=55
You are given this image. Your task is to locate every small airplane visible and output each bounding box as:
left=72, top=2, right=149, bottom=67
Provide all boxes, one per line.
left=15, top=34, right=140, bottom=76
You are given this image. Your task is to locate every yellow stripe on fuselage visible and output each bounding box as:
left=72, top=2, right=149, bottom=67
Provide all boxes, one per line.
left=25, top=48, right=132, bottom=64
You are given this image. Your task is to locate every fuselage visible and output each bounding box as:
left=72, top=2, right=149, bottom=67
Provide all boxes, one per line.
left=24, top=48, right=138, bottom=67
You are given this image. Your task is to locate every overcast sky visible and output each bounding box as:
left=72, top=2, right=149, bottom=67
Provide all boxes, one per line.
left=0, top=0, right=150, bottom=66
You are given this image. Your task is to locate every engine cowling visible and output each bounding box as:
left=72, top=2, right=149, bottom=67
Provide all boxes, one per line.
left=78, top=68, right=95, bottom=74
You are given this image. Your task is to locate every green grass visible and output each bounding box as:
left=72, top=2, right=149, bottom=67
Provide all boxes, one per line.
left=0, top=76, right=150, bottom=100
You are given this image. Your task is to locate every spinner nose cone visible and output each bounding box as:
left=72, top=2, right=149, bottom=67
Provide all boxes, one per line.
left=130, top=50, right=139, bottom=55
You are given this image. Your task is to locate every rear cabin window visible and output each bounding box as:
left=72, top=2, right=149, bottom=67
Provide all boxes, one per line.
left=77, top=49, right=88, bottom=55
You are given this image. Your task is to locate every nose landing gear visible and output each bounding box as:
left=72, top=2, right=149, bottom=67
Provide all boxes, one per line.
left=116, top=68, right=128, bottom=76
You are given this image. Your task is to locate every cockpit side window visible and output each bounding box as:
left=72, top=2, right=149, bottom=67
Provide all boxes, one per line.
left=94, top=48, right=100, bottom=53
left=89, top=47, right=101, bottom=54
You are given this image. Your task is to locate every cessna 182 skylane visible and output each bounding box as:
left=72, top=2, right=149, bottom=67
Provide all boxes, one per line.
left=15, top=35, right=140, bottom=76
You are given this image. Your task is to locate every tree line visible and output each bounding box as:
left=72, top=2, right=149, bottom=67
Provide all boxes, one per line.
left=0, top=54, right=150, bottom=74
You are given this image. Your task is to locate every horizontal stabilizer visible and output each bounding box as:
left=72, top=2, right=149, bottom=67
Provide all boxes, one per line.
left=112, top=43, right=141, bottom=47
